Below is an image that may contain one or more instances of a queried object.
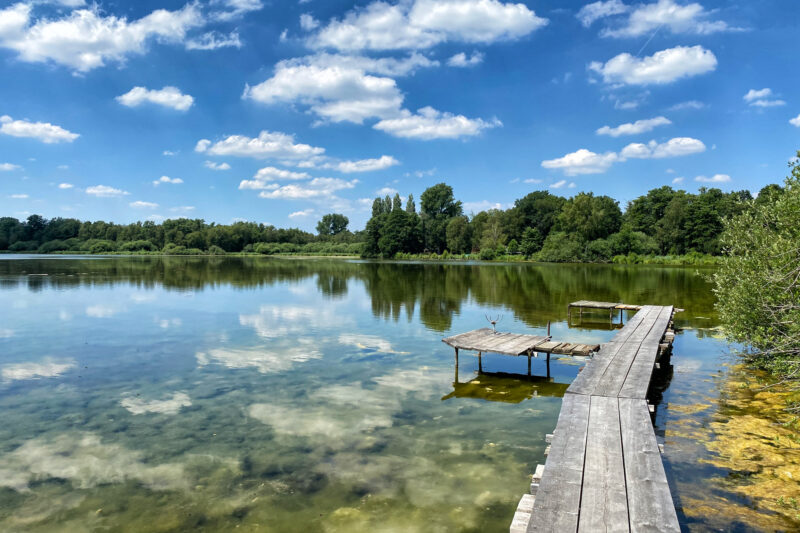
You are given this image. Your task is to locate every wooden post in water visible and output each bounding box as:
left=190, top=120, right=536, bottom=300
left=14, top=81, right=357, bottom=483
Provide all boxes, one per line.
left=546, top=352, right=551, bottom=379
left=478, top=351, right=483, bottom=373
left=527, top=353, right=532, bottom=376
left=547, top=321, right=551, bottom=337
left=454, top=347, right=459, bottom=383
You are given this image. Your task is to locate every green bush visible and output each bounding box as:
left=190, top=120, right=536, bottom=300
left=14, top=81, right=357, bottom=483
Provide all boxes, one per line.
left=119, top=240, right=157, bottom=252
left=9, top=240, right=40, bottom=252
left=478, top=247, right=496, bottom=260
left=89, top=240, right=118, bottom=253
left=536, top=232, right=583, bottom=262
left=207, top=245, right=226, bottom=255
left=38, top=240, right=69, bottom=253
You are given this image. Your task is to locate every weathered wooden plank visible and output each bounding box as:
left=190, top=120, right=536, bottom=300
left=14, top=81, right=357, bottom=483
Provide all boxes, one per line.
left=619, top=398, right=680, bottom=533
left=619, top=307, right=673, bottom=398
left=578, top=396, right=628, bottom=533
left=528, top=394, right=591, bottom=532
left=570, top=300, right=620, bottom=309
left=567, top=307, right=655, bottom=396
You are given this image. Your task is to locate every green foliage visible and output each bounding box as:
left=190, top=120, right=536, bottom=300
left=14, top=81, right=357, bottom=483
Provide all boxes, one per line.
left=557, top=192, right=622, bottom=241
left=207, top=245, right=226, bottom=255
left=714, top=153, right=800, bottom=379
left=536, top=232, right=583, bottom=262
left=520, top=227, right=543, bottom=257
left=446, top=216, right=471, bottom=254
left=37, top=240, right=69, bottom=253
left=8, top=240, right=39, bottom=252
left=507, top=239, right=519, bottom=254
left=377, top=210, right=422, bottom=258
left=119, top=240, right=157, bottom=252
left=316, top=213, right=349, bottom=236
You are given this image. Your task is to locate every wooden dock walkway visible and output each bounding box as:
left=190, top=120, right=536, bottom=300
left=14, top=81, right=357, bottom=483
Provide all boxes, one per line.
left=511, top=304, right=680, bottom=533
left=443, top=328, right=600, bottom=358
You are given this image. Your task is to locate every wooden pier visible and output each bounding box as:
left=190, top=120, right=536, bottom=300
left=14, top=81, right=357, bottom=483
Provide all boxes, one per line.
left=510, top=304, right=680, bottom=533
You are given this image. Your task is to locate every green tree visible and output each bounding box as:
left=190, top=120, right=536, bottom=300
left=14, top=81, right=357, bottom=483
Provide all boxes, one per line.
left=420, top=183, right=462, bottom=253
left=392, top=193, right=402, bottom=212
left=446, top=216, right=471, bottom=254
left=378, top=210, right=422, bottom=257
left=557, top=193, right=622, bottom=241
left=507, top=191, right=566, bottom=242
left=316, top=213, right=350, bottom=236
left=714, top=153, right=800, bottom=383
left=520, top=227, right=543, bottom=257
left=406, top=193, right=416, bottom=214
left=624, top=186, right=678, bottom=236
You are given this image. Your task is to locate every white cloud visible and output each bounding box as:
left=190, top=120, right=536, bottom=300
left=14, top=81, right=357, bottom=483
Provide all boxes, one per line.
left=244, top=59, right=405, bottom=124
left=743, top=88, right=785, bottom=108
left=790, top=114, right=800, bottom=127
left=601, top=0, right=739, bottom=38
left=204, top=161, right=231, bottom=170
left=0, top=162, right=21, bottom=171
left=672, top=176, right=684, bottom=184
left=289, top=208, right=314, bottom=218
left=116, top=86, right=194, bottom=111
left=170, top=206, right=195, bottom=213
left=259, top=178, right=358, bottom=199
left=462, top=200, right=506, bottom=212
left=447, top=51, right=484, bottom=67
left=308, top=0, right=547, bottom=52
left=376, top=186, right=399, bottom=195
left=196, top=131, right=325, bottom=160
left=120, top=392, right=191, bottom=415
left=185, top=30, right=241, bottom=50
left=0, top=3, right=204, bottom=72
left=620, top=137, right=706, bottom=159
left=162, top=150, right=177, bottom=156
left=58, top=183, right=73, bottom=189
left=2, top=357, right=75, bottom=382
left=596, top=116, right=671, bottom=137
left=239, top=167, right=311, bottom=190
left=300, top=13, right=319, bottom=31
left=332, top=155, right=399, bottom=173
left=523, top=178, right=542, bottom=184
left=153, top=175, right=183, bottom=186
left=9, top=194, right=29, bottom=199
left=0, top=115, right=79, bottom=143
left=129, top=200, right=158, bottom=209
left=549, top=179, right=568, bottom=189
left=669, top=100, right=705, bottom=111
left=589, top=45, right=717, bottom=85
left=541, top=148, right=619, bottom=175
left=577, top=0, right=628, bottom=27
left=211, top=0, right=263, bottom=21
left=86, top=185, right=130, bottom=197
left=373, top=106, right=501, bottom=139
left=695, top=174, right=730, bottom=183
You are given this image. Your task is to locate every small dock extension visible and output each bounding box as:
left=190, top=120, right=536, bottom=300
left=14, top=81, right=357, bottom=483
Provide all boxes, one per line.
left=443, top=328, right=600, bottom=357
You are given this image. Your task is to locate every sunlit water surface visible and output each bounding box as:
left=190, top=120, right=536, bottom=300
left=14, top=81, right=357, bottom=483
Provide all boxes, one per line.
left=0, top=256, right=797, bottom=532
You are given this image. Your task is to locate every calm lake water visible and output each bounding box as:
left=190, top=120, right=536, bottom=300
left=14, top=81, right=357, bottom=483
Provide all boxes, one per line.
left=0, top=256, right=797, bottom=532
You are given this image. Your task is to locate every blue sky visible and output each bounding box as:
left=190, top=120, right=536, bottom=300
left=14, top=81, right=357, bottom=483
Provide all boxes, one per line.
left=0, top=0, right=798, bottom=231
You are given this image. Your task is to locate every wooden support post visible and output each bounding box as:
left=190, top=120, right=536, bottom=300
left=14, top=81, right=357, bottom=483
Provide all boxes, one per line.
left=478, top=351, right=483, bottom=373
left=546, top=352, right=551, bottom=379
left=454, top=347, right=459, bottom=383
left=547, top=320, right=551, bottom=337
left=527, top=353, right=532, bottom=376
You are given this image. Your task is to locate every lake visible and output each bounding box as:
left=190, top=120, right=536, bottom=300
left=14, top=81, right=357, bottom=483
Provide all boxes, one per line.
left=0, top=256, right=797, bottom=532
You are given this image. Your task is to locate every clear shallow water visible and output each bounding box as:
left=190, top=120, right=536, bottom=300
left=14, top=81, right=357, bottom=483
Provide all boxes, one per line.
left=0, top=256, right=795, bottom=532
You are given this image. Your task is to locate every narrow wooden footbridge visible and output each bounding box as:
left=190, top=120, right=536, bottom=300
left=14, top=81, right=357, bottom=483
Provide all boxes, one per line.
left=509, top=304, right=680, bottom=532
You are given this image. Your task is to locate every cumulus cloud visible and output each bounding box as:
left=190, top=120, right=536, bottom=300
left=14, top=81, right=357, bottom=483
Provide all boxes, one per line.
left=589, top=45, right=717, bottom=85
left=447, top=51, right=484, bottom=67
left=2, top=357, right=75, bottom=382
left=196, top=131, right=325, bottom=160
left=9, top=193, right=29, bottom=199
left=0, top=115, right=79, bottom=143
left=672, top=176, right=684, bottom=184
left=619, top=137, right=706, bottom=159
left=153, top=175, right=183, bottom=186
left=669, top=100, right=705, bottom=111
left=576, top=0, right=628, bottom=27
left=743, top=88, right=785, bottom=108
left=204, top=161, right=231, bottom=170
left=120, top=392, right=191, bottom=415
left=129, top=200, right=158, bottom=209
left=0, top=2, right=204, bottom=72
left=239, top=166, right=311, bottom=190
left=549, top=179, right=568, bottom=189
left=541, top=149, right=619, bottom=175
left=543, top=137, right=705, bottom=175
left=58, top=183, right=73, bottom=189
left=289, top=208, right=314, bottom=218
left=331, top=155, right=399, bottom=173
left=211, top=0, right=264, bottom=21
left=308, top=0, right=547, bottom=52
left=790, top=114, right=800, bottom=127
left=116, top=86, right=194, bottom=111
left=373, top=106, right=501, bottom=139
left=185, top=30, right=241, bottom=50
left=258, top=178, right=358, bottom=199
left=599, top=0, right=740, bottom=38
left=86, top=185, right=130, bottom=197
left=596, top=116, right=671, bottom=136
left=0, top=162, right=21, bottom=171
left=300, top=13, right=319, bottom=31
left=695, top=173, right=730, bottom=183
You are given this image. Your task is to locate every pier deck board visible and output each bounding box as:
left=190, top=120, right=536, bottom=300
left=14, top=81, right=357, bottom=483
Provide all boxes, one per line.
left=525, top=305, right=679, bottom=533
left=443, top=328, right=599, bottom=357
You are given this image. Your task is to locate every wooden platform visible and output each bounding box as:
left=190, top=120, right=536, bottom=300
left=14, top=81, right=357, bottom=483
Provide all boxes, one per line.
left=443, top=328, right=600, bottom=357
left=512, top=305, right=680, bottom=533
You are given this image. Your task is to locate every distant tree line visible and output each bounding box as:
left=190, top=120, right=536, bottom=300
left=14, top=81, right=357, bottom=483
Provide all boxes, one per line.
left=0, top=214, right=362, bottom=255
left=0, top=181, right=781, bottom=262
left=363, top=182, right=775, bottom=262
